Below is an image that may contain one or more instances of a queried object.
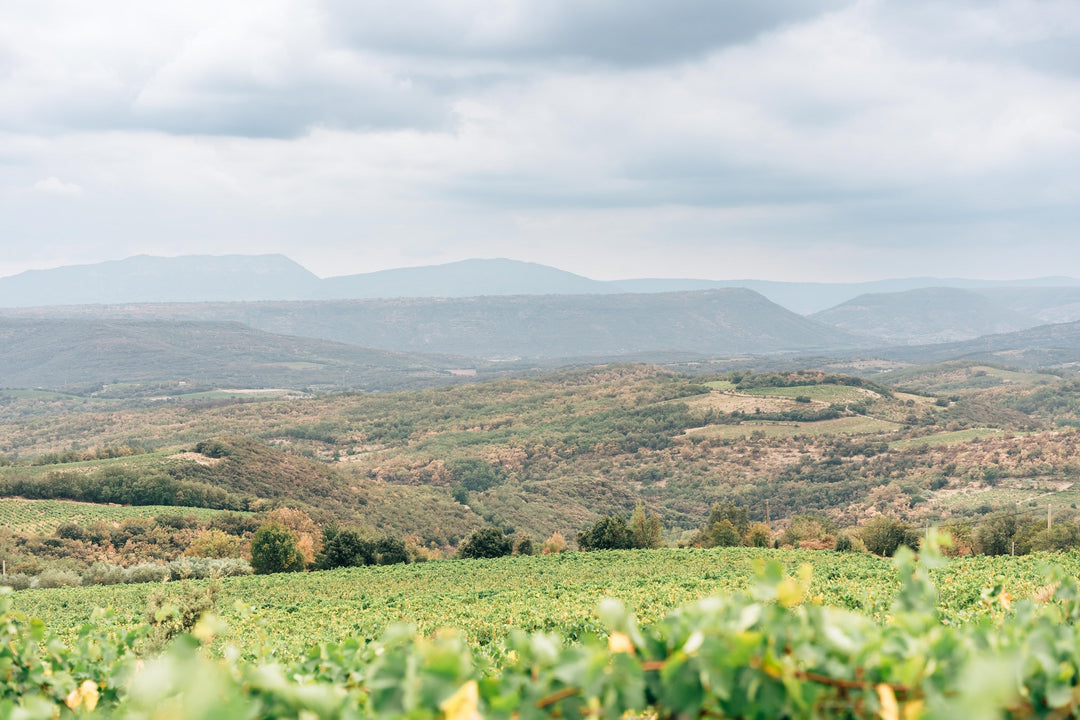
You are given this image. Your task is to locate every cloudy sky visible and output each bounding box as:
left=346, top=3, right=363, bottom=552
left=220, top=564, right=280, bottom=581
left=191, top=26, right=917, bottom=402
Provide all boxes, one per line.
left=2, top=0, right=1079, bottom=282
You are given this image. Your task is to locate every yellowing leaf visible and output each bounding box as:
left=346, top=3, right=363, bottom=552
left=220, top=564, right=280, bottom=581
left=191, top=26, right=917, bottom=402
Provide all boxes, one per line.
left=876, top=684, right=899, bottom=720
left=903, top=699, right=924, bottom=720
left=65, top=680, right=99, bottom=712
left=441, top=679, right=481, bottom=720
left=608, top=632, right=635, bottom=654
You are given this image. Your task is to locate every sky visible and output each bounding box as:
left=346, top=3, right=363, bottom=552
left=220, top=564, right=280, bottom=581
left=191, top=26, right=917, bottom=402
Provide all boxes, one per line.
left=1, top=0, right=1079, bottom=283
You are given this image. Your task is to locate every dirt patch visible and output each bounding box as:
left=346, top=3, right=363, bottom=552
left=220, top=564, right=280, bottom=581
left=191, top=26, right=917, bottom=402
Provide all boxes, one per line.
left=168, top=451, right=224, bottom=466
left=685, top=392, right=800, bottom=414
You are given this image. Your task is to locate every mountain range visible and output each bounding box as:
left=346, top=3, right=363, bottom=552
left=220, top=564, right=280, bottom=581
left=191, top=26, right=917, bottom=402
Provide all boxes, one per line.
left=3, top=254, right=1080, bottom=315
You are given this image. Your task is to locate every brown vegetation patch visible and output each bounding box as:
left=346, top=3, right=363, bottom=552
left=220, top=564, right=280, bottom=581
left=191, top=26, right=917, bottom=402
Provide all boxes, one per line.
left=168, top=452, right=224, bottom=467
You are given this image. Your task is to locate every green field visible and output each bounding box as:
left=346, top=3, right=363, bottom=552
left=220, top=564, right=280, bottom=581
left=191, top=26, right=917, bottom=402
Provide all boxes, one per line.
left=0, top=497, right=233, bottom=534
left=13, top=547, right=1080, bottom=664
left=686, top=416, right=897, bottom=439
left=742, top=385, right=876, bottom=403
left=890, top=427, right=1006, bottom=449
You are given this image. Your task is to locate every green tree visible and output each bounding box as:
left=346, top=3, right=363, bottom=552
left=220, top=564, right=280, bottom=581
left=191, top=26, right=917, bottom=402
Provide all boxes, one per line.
left=458, top=527, right=512, bottom=559
left=709, top=519, right=742, bottom=548
left=578, top=516, right=634, bottom=551
left=629, top=504, right=663, bottom=549
left=860, top=516, right=920, bottom=557
left=316, top=527, right=373, bottom=569
left=250, top=523, right=305, bottom=574
left=975, top=512, right=1018, bottom=556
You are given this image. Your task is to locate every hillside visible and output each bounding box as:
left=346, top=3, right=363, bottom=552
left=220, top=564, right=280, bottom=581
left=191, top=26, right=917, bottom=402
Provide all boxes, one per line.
left=0, top=317, right=479, bottom=392
left=811, top=287, right=1037, bottom=344
left=976, top=286, right=1080, bottom=325
left=7, top=363, right=1080, bottom=547
left=2, top=290, right=869, bottom=360
left=873, top=319, right=1080, bottom=368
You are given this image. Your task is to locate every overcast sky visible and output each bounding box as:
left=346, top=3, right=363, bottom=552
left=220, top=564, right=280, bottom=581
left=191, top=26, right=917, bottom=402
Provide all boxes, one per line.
left=2, top=0, right=1078, bottom=282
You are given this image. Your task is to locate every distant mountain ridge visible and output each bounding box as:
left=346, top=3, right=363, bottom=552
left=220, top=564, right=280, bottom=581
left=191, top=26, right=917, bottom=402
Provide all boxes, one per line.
left=1, top=289, right=870, bottom=361
left=811, top=287, right=1037, bottom=345
left=0, top=317, right=473, bottom=391
left=3, top=254, right=1079, bottom=315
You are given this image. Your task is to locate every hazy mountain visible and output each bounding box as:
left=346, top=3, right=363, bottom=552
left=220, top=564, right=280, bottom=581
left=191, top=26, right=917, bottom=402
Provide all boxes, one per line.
left=0, top=318, right=475, bottom=392
left=320, top=258, right=603, bottom=298
left=871, top=319, right=1080, bottom=369
left=2, top=290, right=870, bottom=361
left=811, top=287, right=1037, bottom=344
left=975, top=287, right=1080, bottom=325
left=3, top=254, right=1079, bottom=314
left=0, top=254, right=321, bottom=307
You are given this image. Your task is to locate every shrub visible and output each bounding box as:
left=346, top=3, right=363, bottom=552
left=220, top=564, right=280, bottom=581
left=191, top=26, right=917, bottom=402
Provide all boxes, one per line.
left=126, top=563, right=171, bottom=584
left=35, top=568, right=83, bottom=589
left=82, top=562, right=130, bottom=586
left=55, top=523, right=85, bottom=541
left=458, top=527, right=512, bottom=559
left=186, top=529, right=244, bottom=559
left=745, top=522, right=772, bottom=548
left=0, top=573, right=34, bottom=591
left=169, top=557, right=253, bottom=580
left=373, top=536, right=409, bottom=566
left=514, top=536, right=535, bottom=556
left=542, top=531, right=568, bottom=555
left=250, top=523, right=306, bottom=574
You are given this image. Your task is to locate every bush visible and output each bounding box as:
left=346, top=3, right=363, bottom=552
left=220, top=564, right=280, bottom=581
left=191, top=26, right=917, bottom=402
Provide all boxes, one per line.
left=169, top=557, right=253, bottom=580
left=514, top=536, right=535, bottom=556
left=82, top=562, right=131, bottom=586
left=0, top=573, right=34, bottom=591
left=250, top=523, right=306, bottom=574
left=861, top=516, right=920, bottom=557
left=745, top=522, right=772, bottom=548
left=186, top=529, right=244, bottom=559
left=126, top=563, right=171, bottom=584
left=373, top=536, right=409, bottom=566
left=458, top=527, right=512, bottom=559
left=35, top=568, right=83, bottom=589
left=542, top=531, right=568, bottom=555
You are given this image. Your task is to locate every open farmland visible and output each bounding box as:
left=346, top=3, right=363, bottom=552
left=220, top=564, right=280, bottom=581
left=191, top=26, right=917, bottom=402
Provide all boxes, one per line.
left=13, top=546, right=1080, bottom=664
left=0, top=498, right=233, bottom=535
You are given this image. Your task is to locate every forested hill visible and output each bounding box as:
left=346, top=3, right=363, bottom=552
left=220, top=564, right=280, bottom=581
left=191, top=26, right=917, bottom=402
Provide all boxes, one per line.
left=2, top=289, right=869, bottom=360
left=0, top=317, right=475, bottom=392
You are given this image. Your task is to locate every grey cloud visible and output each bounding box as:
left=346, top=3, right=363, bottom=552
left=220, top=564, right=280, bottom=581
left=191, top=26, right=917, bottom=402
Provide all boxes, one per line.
left=326, top=0, right=849, bottom=66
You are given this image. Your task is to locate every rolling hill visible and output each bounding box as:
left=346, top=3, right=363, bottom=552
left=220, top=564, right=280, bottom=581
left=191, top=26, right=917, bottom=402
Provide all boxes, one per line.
left=3, top=290, right=870, bottom=361
left=873, top=319, right=1080, bottom=368
left=0, top=317, right=478, bottom=392
left=811, top=287, right=1037, bottom=344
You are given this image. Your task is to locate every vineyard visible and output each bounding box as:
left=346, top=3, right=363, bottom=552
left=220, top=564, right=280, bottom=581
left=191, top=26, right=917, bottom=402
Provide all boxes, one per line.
left=0, top=498, right=229, bottom=535
left=14, top=546, right=1080, bottom=664
left=5, top=542, right=1080, bottom=718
